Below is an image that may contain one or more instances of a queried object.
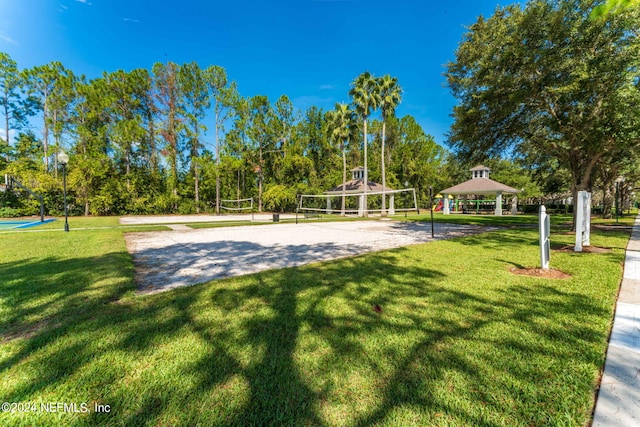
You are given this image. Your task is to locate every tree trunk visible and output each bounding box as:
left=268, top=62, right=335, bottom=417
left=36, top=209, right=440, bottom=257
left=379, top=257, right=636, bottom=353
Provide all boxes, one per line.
left=54, top=138, right=59, bottom=179
left=602, top=184, right=614, bottom=219
left=363, top=118, right=368, bottom=217
left=3, top=98, right=9, bottom=161
left=570, top=154, right=599, bottom=231
left=53, top=109, right=59, bottom=179
left=237, top=167, right=241, bottom=204
left=147, top=110, right=157, bottom=172
left=381, top=120, right=387, bottom=216
left=258, top=145, right=263, bottom=212
left=126, top=149, right=131, bottom=191
left=43, top=93, right=49, bottom=172
left=195, top=163, right=200, bottom=214
left=341, top=145, right=346, bottom=216
left=193, top=126, right=200, bottom=214
left=215, top=110, right=221, bottom=215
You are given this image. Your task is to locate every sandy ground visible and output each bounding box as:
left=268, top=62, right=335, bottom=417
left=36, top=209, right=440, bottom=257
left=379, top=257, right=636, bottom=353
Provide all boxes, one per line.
left=125, top=220, right=494, bottom=294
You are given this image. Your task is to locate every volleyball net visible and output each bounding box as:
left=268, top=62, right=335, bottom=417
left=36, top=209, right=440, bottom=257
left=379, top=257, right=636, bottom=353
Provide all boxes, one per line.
left=297, top=188, right=419, bottom=216
left=220, top=197, right=254, bottom=213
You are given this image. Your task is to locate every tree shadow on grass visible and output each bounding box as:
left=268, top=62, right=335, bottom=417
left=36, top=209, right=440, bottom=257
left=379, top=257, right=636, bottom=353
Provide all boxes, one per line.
left=0, top=235, right=620, bottom=426
left=0, top=251, right=133, bottom=356
left=96, top=247, right=448, bottom=426
left=0, top=251, right=136, bottom=407
left=349, top=282, right=613, bottom=426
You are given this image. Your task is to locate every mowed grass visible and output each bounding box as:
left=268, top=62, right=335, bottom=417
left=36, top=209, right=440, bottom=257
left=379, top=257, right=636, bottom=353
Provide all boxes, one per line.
left=0, top=216, right=630, bottom=426
left=0, top=216, right=169, bottom=233
left=394, top=210, right=638, bottom=229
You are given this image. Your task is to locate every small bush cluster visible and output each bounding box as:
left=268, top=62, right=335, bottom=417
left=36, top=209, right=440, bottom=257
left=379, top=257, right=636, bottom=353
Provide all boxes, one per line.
left=0, top=207, right=21, bottom=218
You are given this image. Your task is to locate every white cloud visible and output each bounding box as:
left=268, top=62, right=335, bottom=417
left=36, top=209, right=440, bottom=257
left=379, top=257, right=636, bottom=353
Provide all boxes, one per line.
left=124, top=18, right=141, bottom=23
left=75, top=0, right=93, bottom=5
left=319, top=84, right=337, bottom=90
left=0, top=34, right=19, bottom=45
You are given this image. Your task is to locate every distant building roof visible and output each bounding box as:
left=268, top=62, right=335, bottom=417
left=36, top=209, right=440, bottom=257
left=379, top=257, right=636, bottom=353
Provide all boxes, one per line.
left=470, top=165, right=491, bottom=172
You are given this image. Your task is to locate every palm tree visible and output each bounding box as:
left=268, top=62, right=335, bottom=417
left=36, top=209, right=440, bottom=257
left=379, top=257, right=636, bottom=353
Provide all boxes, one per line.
left=377, top=75, right=402, bottom=216
left=349, top=71, right=379, bottom=217
left=327, top=103, right=355, bottom=215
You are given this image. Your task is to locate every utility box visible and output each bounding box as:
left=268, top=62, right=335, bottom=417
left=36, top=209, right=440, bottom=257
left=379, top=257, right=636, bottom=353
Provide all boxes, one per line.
left=539, top=205, right=550, bottom=270
left=575, top=191, right=591, bottom=252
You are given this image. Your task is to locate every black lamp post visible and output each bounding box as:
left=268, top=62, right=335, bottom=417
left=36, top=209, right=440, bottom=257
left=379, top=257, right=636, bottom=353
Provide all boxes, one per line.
left=58, top=151, right=70, bottom=232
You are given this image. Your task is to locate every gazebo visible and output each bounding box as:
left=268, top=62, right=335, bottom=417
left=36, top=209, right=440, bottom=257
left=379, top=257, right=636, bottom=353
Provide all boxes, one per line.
left=326, top=167, right=395, bottom=216
left=439, top=165, right=520, bottom=215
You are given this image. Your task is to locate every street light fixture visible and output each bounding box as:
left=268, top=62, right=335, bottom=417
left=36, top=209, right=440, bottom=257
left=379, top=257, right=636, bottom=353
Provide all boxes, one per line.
left=57, top=151, right=70, bottom=232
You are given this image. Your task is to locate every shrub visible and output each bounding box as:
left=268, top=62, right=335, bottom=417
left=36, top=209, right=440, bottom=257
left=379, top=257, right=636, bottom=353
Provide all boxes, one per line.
left=151, top=193, right=179, bottom=214
left=177, top=199, right=196, bottom=215
left=129, top=196, right=155, bottom=215
left=263, top=184, right=297, bottom=212
left=0, top=207, right=21, bottom=218
left=89, top=194, right=116, bottom=216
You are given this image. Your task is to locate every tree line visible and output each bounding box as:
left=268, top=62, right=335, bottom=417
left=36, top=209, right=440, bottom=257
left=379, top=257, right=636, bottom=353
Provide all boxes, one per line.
left=0, top=52, right=457, bottom=216
left=1, top=0, right=638, bottom=219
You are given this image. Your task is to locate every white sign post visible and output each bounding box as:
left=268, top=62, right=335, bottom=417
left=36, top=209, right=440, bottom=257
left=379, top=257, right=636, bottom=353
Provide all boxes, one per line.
left=574, top=191, right=591, bottom=252
left=540, top=205, right=550, bottom=270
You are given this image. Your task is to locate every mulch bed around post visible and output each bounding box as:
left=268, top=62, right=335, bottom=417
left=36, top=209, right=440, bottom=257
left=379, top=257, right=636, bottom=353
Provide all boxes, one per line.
left=509, top=267, right=572, bottom=279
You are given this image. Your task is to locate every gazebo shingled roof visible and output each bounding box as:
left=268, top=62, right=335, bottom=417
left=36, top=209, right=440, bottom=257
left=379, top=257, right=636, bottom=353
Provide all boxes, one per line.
left=326, top=166, right=393, bottom=194
left=439, top=165, right=519, bottom=215
left=440, top=178, right=519, bottom=195
left=327, top=180, right=387, bottom=194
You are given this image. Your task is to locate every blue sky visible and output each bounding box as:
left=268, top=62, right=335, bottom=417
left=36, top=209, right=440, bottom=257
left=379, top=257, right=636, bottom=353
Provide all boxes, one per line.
left=0, top=0, right=504, bottom=147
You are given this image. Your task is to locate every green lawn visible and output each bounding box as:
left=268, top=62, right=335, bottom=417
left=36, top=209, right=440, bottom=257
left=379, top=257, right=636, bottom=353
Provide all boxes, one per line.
left=393, top=210, right=638, bottom=228
left=0, top=216, right=169, bottom=233
left=0, top=215, right=631, bottom=426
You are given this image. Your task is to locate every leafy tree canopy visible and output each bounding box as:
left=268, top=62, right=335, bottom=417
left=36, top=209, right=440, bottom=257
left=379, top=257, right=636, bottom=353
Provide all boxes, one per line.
left=446, top=0, right=640, bottom=225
